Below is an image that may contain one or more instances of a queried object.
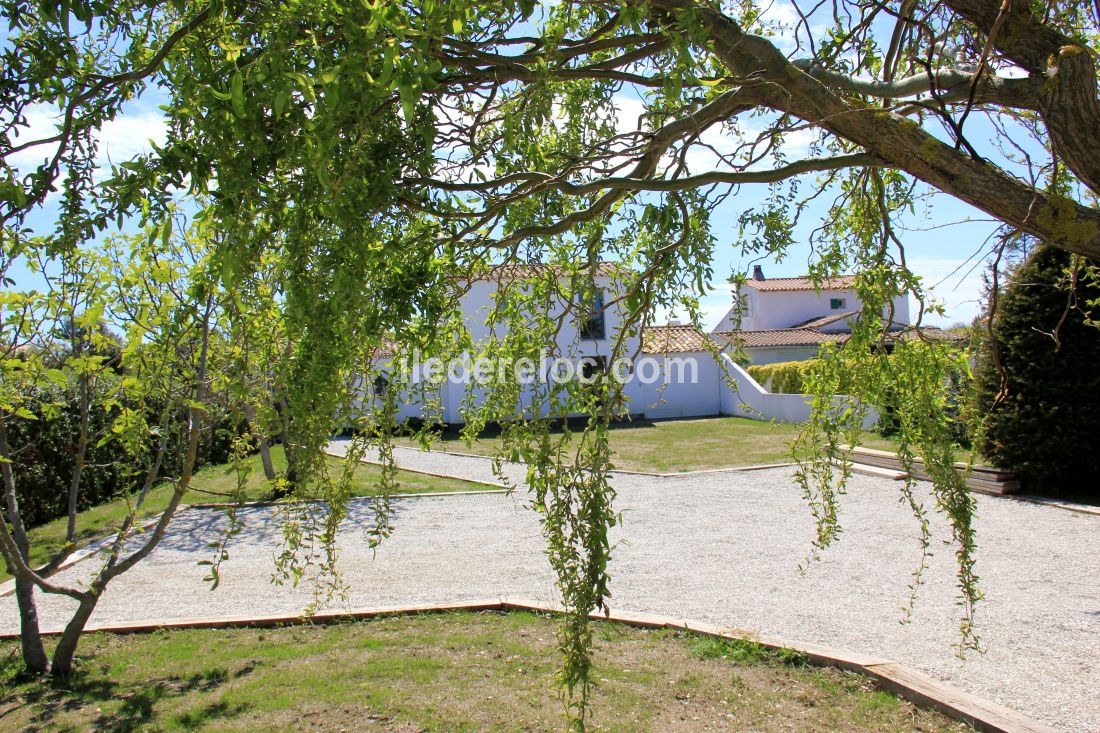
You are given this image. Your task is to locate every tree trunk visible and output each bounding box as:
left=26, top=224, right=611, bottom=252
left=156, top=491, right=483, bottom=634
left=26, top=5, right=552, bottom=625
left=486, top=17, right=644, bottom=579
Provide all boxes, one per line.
left=243, top=402, right=277, bottom=481
left=0, top=420, right=49, bottom=673
left=258, top=439, right=277, bottom=481
left=66, top=373, right=91, bottom=543
left=273, top=396, right=297, bottom=498
left=14, top=577, right=50, bottom=673
left=50, top=593, right=97, bottom=677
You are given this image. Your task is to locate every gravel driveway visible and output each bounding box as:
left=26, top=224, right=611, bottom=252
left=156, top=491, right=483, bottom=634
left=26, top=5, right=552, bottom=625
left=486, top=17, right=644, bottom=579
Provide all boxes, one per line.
left=2, top=441, right=1097, bottom=732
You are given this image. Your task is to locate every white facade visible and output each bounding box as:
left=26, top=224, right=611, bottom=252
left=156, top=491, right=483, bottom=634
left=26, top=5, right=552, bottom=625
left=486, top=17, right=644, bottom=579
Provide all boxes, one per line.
left=362, top=267, right=647, bottom=425
left=714, top=283, right=909, bottom=333
left=711, top=271, right=910, bottom=366
left=355, top=265, right=875, bottom=426
left=630, top=352, right=722, bottom=419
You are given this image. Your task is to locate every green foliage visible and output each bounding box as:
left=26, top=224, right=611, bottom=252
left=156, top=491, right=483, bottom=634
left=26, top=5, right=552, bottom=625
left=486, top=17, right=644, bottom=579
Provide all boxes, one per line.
left=747, top=359, right=823, bottom=394
left=687, top=633, right=809, bottom=667
left=971, top=246, right=1100, bottom=500
left=791, top=171, right=980, bottom=651
left=6, top=380, right=239, bottom=529
left=10, top=0, right=1086, bottom=720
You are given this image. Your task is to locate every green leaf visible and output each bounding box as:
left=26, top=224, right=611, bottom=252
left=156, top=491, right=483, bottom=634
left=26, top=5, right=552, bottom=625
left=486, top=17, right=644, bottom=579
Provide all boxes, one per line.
left=231, top=70, right=246, bottom=118
left=398, top=81, right=419, bottom=123
left=274, top=90, right=289, bottom=117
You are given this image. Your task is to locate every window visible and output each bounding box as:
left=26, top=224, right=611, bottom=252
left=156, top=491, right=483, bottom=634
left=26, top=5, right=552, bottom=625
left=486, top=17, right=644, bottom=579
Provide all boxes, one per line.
left=579, top=288, right=606, bottom=340
left=579, top=355, right=608, bottom=383
left=372, top=374, right=389, bottom=396
left=830, top=297, right=846, bottom=310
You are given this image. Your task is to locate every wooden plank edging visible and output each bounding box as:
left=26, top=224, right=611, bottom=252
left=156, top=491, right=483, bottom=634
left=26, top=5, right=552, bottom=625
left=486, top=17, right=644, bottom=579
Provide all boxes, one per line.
left=321, top=448, right=508, bottom=488
left=0, top=515, right=166, bottom=600
left=348, top=443, right=798, bottom=479
left=0, top=596, right=1058, bottom=733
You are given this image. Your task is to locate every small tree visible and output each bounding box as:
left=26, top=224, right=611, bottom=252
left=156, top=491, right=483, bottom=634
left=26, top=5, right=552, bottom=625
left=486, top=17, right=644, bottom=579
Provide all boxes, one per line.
left=0, top=221, right=223, bottom=675
left=972, top=246, right=1100, bottom=499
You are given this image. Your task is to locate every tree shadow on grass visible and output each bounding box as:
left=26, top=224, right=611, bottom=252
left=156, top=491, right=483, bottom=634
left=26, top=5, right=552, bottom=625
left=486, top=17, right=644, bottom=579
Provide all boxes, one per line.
left=2, top=664, right=254, bottom=732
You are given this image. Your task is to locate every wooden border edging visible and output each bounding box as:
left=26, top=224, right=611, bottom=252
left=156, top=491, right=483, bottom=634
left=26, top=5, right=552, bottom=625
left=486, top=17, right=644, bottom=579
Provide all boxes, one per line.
left=187, top=487, right=511, bottom=510
left=322, top=448, right=508, bottom=489
left=339, top=441, right=797, bottom=479
left=0, top=515, right=166, bottom=600
left=1012, top=495, right=1100, bottom=517
left=0, top=597, right=1059, bottom=733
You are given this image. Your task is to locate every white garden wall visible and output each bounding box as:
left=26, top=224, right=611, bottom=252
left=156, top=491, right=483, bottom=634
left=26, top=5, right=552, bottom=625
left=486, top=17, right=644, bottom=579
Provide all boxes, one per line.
left=628, top=352, right=721, bottom=419
left=716, top=354, right=877, bottom=428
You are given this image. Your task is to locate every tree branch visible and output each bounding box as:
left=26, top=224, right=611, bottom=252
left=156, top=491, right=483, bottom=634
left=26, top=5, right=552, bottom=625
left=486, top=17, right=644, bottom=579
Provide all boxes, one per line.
left=413, top=153, right=880, bottom=196
left=647, top=0, right=1100, bottom=258
left=791, top=61, right=1043, bottom=110
left=943, top=0, right=1100, bottom=194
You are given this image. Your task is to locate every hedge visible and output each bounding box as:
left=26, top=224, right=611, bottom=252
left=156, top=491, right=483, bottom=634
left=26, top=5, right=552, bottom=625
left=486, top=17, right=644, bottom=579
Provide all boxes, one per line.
left=970, top=245, right=1100, bottom=500
left=746, top=359, right=821, bottom=394
left=7, top=380, right=241, bottom=528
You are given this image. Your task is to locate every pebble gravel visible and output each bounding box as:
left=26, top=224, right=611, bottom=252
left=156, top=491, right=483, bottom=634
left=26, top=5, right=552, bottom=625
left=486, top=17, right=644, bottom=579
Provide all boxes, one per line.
left=2, top=439, right=1096, bottom=732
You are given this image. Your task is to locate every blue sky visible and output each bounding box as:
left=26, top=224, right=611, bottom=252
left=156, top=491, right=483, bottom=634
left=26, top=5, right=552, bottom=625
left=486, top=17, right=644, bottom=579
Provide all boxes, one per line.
left=8, top=0, right=1005, bottom=331
left=7, top=91, right=997, bottom=330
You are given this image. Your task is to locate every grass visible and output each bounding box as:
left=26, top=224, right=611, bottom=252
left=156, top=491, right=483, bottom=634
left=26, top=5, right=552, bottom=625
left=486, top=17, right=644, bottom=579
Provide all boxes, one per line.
left=395, top=416, right=911, bottom=473
left=4, top=446, right=488, bottom=585
left=0, top=611, right=971, bottom=733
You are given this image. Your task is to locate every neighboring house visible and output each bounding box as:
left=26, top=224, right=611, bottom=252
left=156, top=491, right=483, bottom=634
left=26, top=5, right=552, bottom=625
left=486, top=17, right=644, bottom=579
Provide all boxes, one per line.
left=356, top=263, right=881, bottom=427
left=710, top=266, right=910, bottom=364
left=363, top=262, right=636, bottom=425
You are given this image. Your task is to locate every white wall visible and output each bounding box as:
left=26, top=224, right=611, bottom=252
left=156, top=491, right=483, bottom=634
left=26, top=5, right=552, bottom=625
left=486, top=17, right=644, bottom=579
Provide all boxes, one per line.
left=351, top=272, right=644, bottom=426
left=629, top=352, right=721, bottom=419
left=745, top=287, right=860, bottom=330
left=712, top=287, right=911, bottom=332
left=716, top=354, right=877, bottom=428
left=352, top=349, right=876, bottom=429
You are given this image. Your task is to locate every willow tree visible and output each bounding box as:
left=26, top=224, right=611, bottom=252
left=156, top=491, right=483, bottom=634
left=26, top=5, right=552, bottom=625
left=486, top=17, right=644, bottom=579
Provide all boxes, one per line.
left=4, top=0, right=1100, bottom=726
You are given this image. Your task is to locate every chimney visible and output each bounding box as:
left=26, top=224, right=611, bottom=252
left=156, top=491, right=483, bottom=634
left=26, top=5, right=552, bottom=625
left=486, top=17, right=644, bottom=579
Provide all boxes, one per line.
left=668, top=317, right=682, bottom=326
left=752, top=265, right=765, bottom=281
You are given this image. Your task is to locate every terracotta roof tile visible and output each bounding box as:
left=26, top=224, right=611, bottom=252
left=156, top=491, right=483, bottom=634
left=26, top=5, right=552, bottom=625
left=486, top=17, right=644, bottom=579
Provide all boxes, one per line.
left=790, top=310, right=859, bottom=329
left=713, top=329, right=849, bottom=348
left=742, top=275, right=857, bottom=292
left=885, top=327, right=968, bottom=343
left=713, top=324, right=964, bottom=350
left=640, top=325, right=713, bottom=353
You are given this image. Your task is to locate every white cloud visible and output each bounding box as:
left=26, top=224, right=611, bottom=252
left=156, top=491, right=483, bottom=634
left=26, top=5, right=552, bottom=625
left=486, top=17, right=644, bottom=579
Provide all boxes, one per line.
left=8, top=102, right=167, bottom=175
left=95, top=110, right=169, bottom=168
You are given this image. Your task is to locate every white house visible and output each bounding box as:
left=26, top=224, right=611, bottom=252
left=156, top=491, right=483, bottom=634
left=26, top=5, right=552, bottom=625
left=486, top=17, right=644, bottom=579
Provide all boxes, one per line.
left=356, top=262, right=880, bottom=427
left=710, top=266, right=910, bottom=364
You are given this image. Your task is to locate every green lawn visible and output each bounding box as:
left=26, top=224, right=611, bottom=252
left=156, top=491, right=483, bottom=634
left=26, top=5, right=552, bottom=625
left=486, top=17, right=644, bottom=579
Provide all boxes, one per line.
left=396, top=416, right=909, bottom=473
left=0, top=611, right=970, bottom=733
left=6, top=446, right=487, bottom=584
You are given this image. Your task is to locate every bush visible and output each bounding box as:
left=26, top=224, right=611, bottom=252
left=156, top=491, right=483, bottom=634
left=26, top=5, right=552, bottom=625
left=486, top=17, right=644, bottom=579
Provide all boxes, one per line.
left=7, top=380, right=242, bottom=528
left=746, top=359, right=819, bottom=393
left=970, top=246, right=1100, bottom=500
left=750, top=352, right=971, bottom=446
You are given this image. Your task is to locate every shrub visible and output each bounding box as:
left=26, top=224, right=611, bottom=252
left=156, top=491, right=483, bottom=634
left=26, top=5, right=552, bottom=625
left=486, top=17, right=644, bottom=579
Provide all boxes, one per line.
left=7, top=380, right=242, bottom=528
left=746, top=359, right=819, bottom=393
left=970, top=246, right=1100, bottom=500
